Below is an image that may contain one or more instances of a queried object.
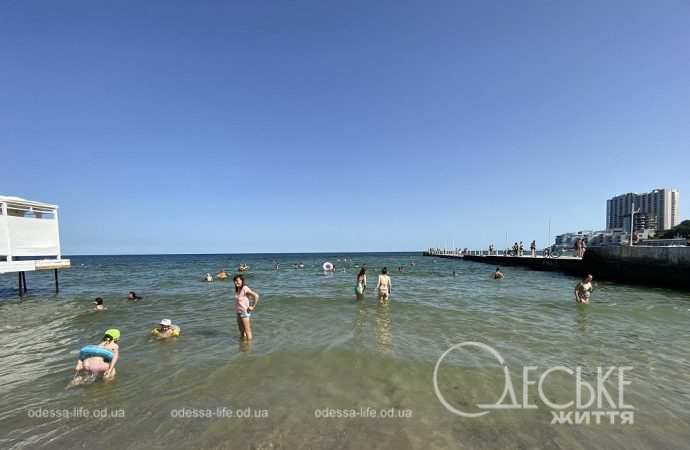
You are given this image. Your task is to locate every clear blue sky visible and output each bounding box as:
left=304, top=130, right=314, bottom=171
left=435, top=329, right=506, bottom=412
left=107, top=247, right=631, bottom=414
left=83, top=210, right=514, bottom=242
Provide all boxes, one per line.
left=2, top=1, right=689, bottom=254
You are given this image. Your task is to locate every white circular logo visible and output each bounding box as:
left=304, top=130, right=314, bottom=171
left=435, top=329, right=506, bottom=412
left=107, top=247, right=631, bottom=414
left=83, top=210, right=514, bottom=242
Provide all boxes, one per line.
left=433, top=341, right=510, bottom=418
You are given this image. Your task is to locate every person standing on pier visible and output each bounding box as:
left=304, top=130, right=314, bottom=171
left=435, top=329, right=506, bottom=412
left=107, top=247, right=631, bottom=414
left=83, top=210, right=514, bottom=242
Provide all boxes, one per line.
left=519, top=241, right=524, bottom=256
left=530, top=240, right=537, bottom=257
left=574, top=238, right=582, bottom=258
left=580, top=239, right=587, bottom=258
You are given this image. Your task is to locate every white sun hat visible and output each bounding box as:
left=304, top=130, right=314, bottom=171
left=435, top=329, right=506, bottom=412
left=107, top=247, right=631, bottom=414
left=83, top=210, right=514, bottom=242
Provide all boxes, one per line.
left=160, top=319, right=172, bottom=326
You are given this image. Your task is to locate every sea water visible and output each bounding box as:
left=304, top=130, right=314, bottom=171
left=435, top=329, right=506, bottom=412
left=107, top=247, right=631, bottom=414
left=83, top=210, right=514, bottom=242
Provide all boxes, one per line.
left=0, top=253, right=688, bottom=449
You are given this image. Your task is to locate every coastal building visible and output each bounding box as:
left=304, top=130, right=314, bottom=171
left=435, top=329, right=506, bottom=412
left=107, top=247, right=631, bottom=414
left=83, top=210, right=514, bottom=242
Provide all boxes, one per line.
left=554, top=231, right=596, bottom=249
left=0, top=196, right=70, bottom=295
left=638, top=238, right=687, bottom=247
left=555, top=228, right=657, bottom=248
left=606, top=188, right=680, bottom=231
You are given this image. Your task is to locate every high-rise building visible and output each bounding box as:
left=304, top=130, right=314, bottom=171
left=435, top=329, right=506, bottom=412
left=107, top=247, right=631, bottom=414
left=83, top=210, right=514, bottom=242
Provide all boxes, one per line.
left=606, top=188, right=680, bottom=231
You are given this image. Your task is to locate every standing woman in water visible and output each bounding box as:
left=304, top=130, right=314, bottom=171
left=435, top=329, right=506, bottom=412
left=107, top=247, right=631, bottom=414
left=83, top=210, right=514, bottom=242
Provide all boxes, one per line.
left=376, top=267, right=392, bottom=304
left=233, top=275, right=260, bottom=340
left=355, top=267, right=367, bottom=298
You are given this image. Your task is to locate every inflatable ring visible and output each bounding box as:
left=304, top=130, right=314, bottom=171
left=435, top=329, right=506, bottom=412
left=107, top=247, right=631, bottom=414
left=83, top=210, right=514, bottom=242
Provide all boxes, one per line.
left=79, top=345, right=114, bottom=362
left=322, top=262, right=334, bottom=271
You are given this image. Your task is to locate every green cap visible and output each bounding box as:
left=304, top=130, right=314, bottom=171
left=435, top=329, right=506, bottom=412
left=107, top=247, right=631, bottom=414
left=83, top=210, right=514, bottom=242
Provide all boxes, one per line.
left=104, top=328, right=121, bottom=341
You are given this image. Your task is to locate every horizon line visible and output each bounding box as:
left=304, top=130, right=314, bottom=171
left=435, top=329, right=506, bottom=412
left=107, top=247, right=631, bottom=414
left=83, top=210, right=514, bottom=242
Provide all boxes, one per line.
left=62, top=250, right=422, bottom=257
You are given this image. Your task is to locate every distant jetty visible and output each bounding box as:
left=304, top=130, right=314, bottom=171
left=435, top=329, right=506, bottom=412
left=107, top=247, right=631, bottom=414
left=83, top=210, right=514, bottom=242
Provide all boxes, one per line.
left=424, top=246, right=690, bottom=291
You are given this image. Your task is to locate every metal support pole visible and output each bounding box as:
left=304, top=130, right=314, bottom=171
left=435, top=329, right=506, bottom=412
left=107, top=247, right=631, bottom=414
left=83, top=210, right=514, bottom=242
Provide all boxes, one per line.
left=22, top=271, right=27, bottom=293
left=54, top=269, right=59, bottom=293
left=18, top=272, right=23, bottom=297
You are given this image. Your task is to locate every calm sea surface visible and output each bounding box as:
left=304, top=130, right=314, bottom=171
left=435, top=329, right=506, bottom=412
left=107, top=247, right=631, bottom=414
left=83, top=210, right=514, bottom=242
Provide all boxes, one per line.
left=0, top=253, right=688, bottom=449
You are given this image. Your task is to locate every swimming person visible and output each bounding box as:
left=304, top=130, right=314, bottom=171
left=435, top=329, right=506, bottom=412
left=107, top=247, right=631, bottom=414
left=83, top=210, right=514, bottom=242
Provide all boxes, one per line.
left=233, top=274, right=260, bottom=340
left=151, top=319, right=180, bottom=338
left=216, top=269, right=229, bottom=280
left=376, top=267, right=391, bottom=304
left=94, top=297, right=106, bottom=311
left=74, top=329, right=120, bottom=382
left=575, top=274, right=594, bottom=304
left=494, top=268, right=504, bottom=279
left=355, top=267, right=367, bottom=297
left=127, top=291, right=141, bottom=301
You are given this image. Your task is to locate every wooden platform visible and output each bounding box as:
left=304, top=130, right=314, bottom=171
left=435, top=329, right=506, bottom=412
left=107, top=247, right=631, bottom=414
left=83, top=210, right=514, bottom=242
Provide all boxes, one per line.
left=0, top=259, right=71, bottom=274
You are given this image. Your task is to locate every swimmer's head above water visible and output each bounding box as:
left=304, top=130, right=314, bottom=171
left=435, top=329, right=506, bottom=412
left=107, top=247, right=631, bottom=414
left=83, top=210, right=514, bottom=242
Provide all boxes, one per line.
left=103, top=329, right=120, bottom=343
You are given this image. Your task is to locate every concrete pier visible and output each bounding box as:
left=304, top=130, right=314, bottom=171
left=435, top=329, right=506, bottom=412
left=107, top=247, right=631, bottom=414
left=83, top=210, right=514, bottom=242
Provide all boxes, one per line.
left=424, top=246, right=690, bottom=290
left=462, top=254, right=584, bottom=274
left=583, top=246, right=690, bottom=290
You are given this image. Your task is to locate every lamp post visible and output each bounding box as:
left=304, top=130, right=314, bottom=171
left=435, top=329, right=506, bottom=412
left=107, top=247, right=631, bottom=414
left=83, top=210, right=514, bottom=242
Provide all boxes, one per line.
left=629, top=202, right=640, bottom=246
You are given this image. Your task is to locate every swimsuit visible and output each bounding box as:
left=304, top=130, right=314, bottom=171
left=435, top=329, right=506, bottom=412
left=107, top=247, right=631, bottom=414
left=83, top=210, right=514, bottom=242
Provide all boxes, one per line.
left=235, top=286, right=251, bottom=316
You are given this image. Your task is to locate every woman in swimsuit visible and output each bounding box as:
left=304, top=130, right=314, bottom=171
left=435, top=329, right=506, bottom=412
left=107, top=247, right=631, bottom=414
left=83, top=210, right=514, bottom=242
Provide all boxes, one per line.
left=575, top=274, right=593, bottom=304
left=355, top=267, right=367, bottom=298
left=233, top=274, right=260, bottom=340
left=376, top=267, right=392, bottom=304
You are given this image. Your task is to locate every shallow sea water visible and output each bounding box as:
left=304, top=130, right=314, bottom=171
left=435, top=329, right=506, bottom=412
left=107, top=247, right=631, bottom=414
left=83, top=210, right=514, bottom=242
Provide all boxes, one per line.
left=0, top=253, right=688, bottom=449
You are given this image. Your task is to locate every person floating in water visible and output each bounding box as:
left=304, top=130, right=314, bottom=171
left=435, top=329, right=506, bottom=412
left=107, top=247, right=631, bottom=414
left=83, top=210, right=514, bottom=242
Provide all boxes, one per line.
left=127, top=291, right=141, bottom=301
left=74, top=329, right=120, bottom=382
left=355, top=267, right=367, bottom=297
left=494, top=268, right=504, bottom=279
left=152, top=319, right=180, bottom=338
left=238, top=263, right=249, bottom=272
left=376, top=267, right=392, bottom=304
left=94, top=297, right=106, bottom=311
left=216, top=269, right=228, bottom=280
left=575, top=274, right=593, bottom=304
left=233, top=274, right=260, bottom=340
left=204, top=273, right=213, bottom=282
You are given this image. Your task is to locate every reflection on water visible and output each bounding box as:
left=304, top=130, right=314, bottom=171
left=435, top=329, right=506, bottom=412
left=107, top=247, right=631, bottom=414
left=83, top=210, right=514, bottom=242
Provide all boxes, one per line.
left=375, top=303, right=393, bottom=354
left=239, top=340, right=252, bottom=353
left=354, top=299, right=367, bottom=347
left=576, top=304, right=590, bottom=334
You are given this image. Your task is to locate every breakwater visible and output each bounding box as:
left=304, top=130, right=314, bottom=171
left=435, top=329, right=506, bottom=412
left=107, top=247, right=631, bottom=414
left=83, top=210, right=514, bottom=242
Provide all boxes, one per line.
left=424, top=246, right=690, bottom=290
left=462, top=254, right=584, bottom=274
left=583, top=245, right=690, bottom=290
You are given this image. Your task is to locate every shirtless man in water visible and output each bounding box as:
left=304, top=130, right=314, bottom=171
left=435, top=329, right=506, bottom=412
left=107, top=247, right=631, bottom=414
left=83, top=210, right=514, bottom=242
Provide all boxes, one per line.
left=575, top=274, right=593, bottom=304
left=376, top=267, right=392, bottom=304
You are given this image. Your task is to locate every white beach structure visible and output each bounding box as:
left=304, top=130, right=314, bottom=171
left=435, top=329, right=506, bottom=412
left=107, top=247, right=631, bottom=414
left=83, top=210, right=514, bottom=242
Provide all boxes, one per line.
left=0, top=196, right=70, bottom=295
